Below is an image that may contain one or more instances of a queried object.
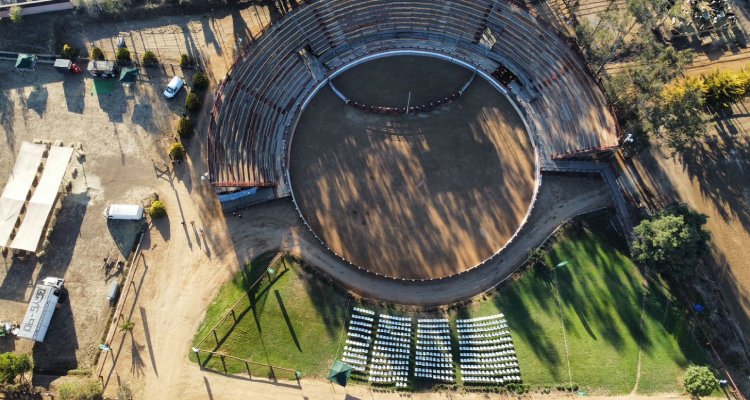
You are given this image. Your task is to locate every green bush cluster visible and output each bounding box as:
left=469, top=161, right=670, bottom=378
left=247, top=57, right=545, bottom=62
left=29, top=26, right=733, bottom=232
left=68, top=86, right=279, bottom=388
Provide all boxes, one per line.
left=9, top=6, right=22, bottom=23
left=192, top=72, right=209, bottom=90
left=90, top=47, right=105, bottom=61
left=115, top=47, right=130, bottom=62
left=169, top=142, right=186, bottom=161
left=0, top=353, right=32, bottom=384
left=149, top=200, right=167, bottom=218
left=555, top=383, right=579, bottom=392
left=57, top=379, right=102, bottom=400
left=668, top=66, right=750, bottom=109
left=179, top=54, right=192, bottom=68
left=61, top=44, right=74, bottom=59
left=683, top=365, right=719, bottom=397
left=185, top=92, right=201, bottom=112
left=141, top=50, right=158, bottom=65
left=177, top=116, right=193, bottom=137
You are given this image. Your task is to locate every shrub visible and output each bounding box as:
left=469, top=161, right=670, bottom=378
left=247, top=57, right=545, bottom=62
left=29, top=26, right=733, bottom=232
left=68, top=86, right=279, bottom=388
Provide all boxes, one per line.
left=179, top=54, right=192, bottom=68
left=169, top=142, right=185, bottom=161
left=57, top=379, right=102, bottom=400
left=702, top=69, right=745, bottom=108
left=683, top=366, right=718, bottom=397
left=0, top=353, right=32, bottom=384
left=90, top=47, right=105, bottom=61
left=9, top=6, right=21, bottom=23
left=192, top=72, right=209, bottom=90
left=527, top=248, right=549, bottom=272
left=141, top=50, right=158, bottom=65
left=149, top=200, right=167, bottom=218
left=115, top=47, right=130, bottom=62
left=62, top=44, right=74, bottom=59
left=185, top=92, right=200, bottom=112
left=176, top=116, right=193, bottom=137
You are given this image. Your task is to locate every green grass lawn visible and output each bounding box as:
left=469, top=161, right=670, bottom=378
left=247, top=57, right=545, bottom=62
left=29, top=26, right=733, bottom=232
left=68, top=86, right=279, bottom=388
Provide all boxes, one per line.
left=190, top=253, right=350, bottom=378
left=191, top=216, right=710, bottom=394
left=453, top=218, right=709, bottom=395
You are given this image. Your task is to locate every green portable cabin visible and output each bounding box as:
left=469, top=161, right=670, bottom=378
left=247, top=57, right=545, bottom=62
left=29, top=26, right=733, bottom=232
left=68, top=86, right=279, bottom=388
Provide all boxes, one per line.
left=15, top=54, right=37, bottom=71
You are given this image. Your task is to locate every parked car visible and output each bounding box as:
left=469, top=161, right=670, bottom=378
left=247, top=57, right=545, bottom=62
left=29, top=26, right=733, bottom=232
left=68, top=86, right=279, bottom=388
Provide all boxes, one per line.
left=164, top=76, right=184, bottom=98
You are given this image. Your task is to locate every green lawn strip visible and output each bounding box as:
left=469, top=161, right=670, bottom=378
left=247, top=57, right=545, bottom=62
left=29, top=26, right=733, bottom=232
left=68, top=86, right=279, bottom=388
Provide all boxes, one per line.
left=191, top=255, right=350, bottom=378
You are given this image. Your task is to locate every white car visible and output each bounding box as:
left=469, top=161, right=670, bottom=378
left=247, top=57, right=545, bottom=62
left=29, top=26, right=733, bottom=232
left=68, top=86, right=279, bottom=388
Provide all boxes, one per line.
left=164, top=76, right=184, bottom=98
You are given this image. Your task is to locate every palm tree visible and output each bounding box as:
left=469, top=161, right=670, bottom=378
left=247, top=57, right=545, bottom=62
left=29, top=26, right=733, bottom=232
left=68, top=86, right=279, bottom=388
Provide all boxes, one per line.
left=119, top=319, right=135, bottom=334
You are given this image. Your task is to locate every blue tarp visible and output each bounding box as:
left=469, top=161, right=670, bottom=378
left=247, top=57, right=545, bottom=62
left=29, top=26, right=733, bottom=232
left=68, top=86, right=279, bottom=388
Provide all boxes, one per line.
left=217, top=188, right=258, bottom=203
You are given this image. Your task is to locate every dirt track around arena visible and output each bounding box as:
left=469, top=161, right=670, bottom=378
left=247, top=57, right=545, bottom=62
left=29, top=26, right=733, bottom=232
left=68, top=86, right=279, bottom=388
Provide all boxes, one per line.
left=290, top=56, right=536, bottom=279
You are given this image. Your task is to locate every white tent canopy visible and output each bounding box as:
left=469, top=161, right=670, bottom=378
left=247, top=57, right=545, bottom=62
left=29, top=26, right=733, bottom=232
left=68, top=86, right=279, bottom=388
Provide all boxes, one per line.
left=11, top=147, right=73, bottom=252
left=0, top=143, right=46, bottom=247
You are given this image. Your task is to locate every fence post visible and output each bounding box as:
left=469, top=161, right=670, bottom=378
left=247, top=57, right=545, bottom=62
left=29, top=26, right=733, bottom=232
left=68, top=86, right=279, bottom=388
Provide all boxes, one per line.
left=213, top=329, right=219, bottom=347
left=245, top=361, right=251, bottom=378
left=220, top=355, right=227, bottom=374
left=231, top=309, right=236, bottom=322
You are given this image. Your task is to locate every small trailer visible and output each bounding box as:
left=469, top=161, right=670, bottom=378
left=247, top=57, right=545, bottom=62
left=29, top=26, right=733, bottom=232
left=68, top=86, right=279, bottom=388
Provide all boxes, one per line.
left=54, top=59, right=82, bottom=74
left=87, top=60, right=118, bottom=78
left=17, top=277, right=65, bottom=342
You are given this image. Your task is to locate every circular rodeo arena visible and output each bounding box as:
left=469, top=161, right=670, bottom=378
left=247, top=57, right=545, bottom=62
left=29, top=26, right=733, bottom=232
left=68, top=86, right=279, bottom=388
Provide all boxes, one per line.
left=208, top=0, right=619, bottom=291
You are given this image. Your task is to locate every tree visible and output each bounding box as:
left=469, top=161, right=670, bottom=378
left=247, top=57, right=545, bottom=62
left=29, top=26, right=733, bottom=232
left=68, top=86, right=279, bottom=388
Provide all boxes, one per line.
left=632, top=203, right=710, bottom=272
left=179, top=54, right=192, bottom=68
left=192, top=72, right=209, bottom=90
left=169, top=142, right=186, bottom=161
left=57, top=379, right=103, bottom=400
left=115, top=47, right=130, bottom=62
left=527, top=248, right=549, bottom=272
left=702, top=69, right=746, bottom=109
left=176, top=116, right=193, bottom=137
left=149, top=200, right=167, bottom=218
left=118, top=319, right=134, bottom=333
left=683, top=366, right=719, bottom=397
left=652, top=76, right=709, bottom=151
left=141, top=50, right=158, bottom=65
left=9, top=6, right=22, bottom=23
left=0, top=353, right=32, bottom=384
left=90, top=47, right=105, bottom=61
left=185, top=92, right=200, bottom=112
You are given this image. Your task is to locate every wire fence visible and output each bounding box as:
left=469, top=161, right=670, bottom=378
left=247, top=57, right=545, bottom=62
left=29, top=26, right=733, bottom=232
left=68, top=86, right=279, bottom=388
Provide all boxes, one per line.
left=192, top=252, right=298, bottom=379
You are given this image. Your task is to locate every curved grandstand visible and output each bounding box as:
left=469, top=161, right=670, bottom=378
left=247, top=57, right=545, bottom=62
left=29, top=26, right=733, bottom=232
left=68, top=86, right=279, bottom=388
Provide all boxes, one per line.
left=208, top=0, right=619, bottom=192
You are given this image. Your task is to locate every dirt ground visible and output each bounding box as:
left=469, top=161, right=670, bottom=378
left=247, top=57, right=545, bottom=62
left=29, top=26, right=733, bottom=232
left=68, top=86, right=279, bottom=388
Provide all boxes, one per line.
left=0, top=1, right=268, bottom=379
left=291, top=56, right=536, bottom=279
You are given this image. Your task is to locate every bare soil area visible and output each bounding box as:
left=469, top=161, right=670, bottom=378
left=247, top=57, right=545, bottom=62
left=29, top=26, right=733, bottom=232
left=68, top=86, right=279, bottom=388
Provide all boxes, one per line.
left=291, top=56, right=536, bottom=279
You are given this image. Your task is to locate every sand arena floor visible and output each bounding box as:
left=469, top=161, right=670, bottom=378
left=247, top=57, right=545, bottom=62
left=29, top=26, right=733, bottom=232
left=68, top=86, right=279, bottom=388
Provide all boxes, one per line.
left=289, top=56, right=536, bottom=279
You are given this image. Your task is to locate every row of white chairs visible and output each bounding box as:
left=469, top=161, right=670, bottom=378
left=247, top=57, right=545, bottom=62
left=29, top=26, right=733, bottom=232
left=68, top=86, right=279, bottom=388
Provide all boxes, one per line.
left=458, top=332, right=508, bottom=340
left=416, top=345, right=450, bottom=351
left=461, top=369, right=520, bottom=377
left=349, top=326, right=372, bottom=335
left=418, top=325, right=449, bottom=330
left=459, top=345, right=515, bottom=352
left=378, top=321, right=411, bottom=330
left=345, top=339, right=368, bottom=348
left=371, top=364, right=408, bottom=372
left=463, top=376, right=520, bottom=383
left=417, top=340, right=450, bottom=346
left=342, top=357, right=366, bottom=366
left=458, top=325, right=509, bottom=334
left=353, top=314, right=374, bottom=323
left=369, top=376, right=407, bottom=383
left=415, top=361, right=452, bottom=369
left=378, top=328, right=410, bottom=336
left=418, top=318, right=448, bottom=323
left=460, top=342, right=513, bottom=349
left=460, top=361, right=518, bottom=369
left=348, top=332, right=371, bottom=341
left=371, top=358, right=408, bottom=365
left=375, top=336, right=409, bottom=344
left=350, top=320, right=372, bottom=329
left=417, top=329, right=448, bottom=335
left=457, top=314, right=504, bottom=324
left=416, top=353, right=452, bottom=361
left=457, top=320, right=507, bottom=329
left=459, top=336, right=512, bottom=345
left=373, top=345, right=409, bottom=354
left=372, top=351, right=409, bottom=359
left=461, top=354, right=518, bottom=361
left=343, top=351, right=367, bottom=361
left=417, top=333, right=450, bottom=340
left=380, top=315, right=411, bottom=322
left=354, top=307, right=375, bottom=315
left=415, top=371, right=455, bottom=382
left=344, top=346, right=367, bottom=354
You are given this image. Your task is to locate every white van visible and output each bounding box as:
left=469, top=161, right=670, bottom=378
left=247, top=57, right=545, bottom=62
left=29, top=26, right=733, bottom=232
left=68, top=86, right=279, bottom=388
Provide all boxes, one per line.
left=105, top=204, right=144, bottom=220
left=163, top=76, right=184, bottom=98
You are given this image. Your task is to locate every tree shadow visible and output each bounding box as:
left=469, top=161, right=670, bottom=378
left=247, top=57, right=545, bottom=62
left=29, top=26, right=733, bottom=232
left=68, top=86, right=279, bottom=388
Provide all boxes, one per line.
left=26, top=85, right=48, bottom=118
left=62, top=76, right=85, bottom=114
left=273, top=289, right=301, bottom=352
